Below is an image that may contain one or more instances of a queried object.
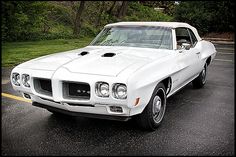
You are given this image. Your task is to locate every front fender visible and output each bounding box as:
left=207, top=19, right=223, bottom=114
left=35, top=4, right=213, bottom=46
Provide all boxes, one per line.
left=126, top=54, right=176, bottom=116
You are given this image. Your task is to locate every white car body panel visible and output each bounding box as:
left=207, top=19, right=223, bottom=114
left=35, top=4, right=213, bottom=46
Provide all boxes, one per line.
left=11, top=22, right=217, bottom=120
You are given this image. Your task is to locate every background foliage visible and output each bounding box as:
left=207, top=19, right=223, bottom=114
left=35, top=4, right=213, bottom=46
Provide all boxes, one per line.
left=1, top=1, right=234, bottom=41
left=173, top=1, right=234, bottom=35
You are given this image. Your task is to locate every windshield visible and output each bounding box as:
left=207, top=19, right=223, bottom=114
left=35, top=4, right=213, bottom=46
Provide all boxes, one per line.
left=90, top=26, right=173, bottom=50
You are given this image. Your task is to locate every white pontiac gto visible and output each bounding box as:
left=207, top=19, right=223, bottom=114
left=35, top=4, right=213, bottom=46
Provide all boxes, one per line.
left=11, top=22, right=217, bottom=130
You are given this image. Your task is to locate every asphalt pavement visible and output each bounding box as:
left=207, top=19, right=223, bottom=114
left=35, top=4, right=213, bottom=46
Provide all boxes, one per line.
left=1, top=42, right=234, bottom=156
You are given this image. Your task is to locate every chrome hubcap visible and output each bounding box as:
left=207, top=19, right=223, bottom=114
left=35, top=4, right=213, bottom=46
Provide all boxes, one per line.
left=202, top=67, right=206, bottom=84
left=153, top=95, right=162, bottom=122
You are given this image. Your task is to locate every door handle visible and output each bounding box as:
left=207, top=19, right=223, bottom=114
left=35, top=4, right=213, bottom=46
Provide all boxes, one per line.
left=196, top=52, right=200, bottom=54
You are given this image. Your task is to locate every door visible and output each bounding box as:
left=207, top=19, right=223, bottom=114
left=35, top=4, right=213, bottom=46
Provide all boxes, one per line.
left=175, top=27, right=202, bottom=88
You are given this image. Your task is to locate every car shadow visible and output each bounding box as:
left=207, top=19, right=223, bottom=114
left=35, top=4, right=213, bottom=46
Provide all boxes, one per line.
left=42, top=82, right=195, bottom=132
left=26, top=82, right=216, bottom=156
left=40, top=83, right=200, bottom=138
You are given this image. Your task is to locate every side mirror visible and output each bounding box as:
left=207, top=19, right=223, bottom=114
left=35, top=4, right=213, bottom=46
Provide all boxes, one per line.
left=181, top=43, right=191, bottom=50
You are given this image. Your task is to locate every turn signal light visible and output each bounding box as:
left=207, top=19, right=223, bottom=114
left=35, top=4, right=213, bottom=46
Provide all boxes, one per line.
left=134, top=97, right=140, bottom=106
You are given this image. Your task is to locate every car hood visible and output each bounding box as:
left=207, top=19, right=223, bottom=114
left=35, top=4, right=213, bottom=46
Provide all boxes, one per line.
left=18, top=46, right=172, bottom=77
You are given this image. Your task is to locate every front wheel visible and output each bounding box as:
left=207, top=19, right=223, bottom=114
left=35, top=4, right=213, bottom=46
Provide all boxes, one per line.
left=135, top=83, right=167, bottom=131
left=192, top=64, right=207, bottom=88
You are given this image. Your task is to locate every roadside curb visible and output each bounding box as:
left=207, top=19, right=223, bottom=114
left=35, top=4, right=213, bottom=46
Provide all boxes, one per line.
left=210, top=41, right=235, bottom=45
left=202, top=37, right=234, bottom=45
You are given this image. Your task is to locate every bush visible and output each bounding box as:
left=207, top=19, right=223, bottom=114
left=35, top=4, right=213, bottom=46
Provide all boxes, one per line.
left=173, top=1, right=234, bottom=35
left=80, top=23, right=98, bottom=38
left=125, top=2, right=173, bottom=22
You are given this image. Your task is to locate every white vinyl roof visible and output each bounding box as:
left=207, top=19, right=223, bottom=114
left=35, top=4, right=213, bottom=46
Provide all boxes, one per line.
left=104, top=22, right=201, bottom=41
left=105, top=22, right=192, bottom=28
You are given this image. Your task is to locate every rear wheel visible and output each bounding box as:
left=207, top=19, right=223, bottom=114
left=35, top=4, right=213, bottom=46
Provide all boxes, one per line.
left=192, top=63, right=207, bottom=88
left=136, top=83, right=167, bottom=131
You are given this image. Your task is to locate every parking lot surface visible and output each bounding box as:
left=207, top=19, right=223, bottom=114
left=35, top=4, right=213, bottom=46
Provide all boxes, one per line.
left=1, top=43, right=234, bottom=156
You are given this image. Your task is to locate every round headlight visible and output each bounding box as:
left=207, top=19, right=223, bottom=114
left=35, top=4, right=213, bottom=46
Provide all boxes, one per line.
left=113, top=84, right=127, bottom=99
left=12, top=73, right=20, bottom=86
left=95, top=82, right=109, bottom=97
left=22, top=74, right=30, bottom=87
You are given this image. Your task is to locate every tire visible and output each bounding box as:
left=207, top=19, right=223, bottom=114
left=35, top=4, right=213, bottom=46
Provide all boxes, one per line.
left=192, top=63, right=207, bottom=89
left=135, top=83, right=167, bottom=131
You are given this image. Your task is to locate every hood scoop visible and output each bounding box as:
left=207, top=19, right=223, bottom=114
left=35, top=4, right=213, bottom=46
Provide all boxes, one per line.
left=102, top=53, right=116, bottom=57
left=79, top=51, right=89, bottom=56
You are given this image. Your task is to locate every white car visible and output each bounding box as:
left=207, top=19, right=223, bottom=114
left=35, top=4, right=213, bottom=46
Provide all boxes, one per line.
left=11, top=22, right=217, bottom=130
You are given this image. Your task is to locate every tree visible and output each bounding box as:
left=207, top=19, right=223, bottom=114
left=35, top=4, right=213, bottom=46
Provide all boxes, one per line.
left=138, top=1, right=176, bottom=15
left=73, top=1, right=85, bottom=37
left=1, top=1, right=51, bottom=41
left=173, top=1, right=234, bottom=35
left=1, top=1, right=174, bottom=41
left=117, top=1, right=129, bottom=19
left=95, top=1, right=105, bottom=27
left=54, top=1, right=86, bottom=37
left=107, top=1, right=116, bottom=15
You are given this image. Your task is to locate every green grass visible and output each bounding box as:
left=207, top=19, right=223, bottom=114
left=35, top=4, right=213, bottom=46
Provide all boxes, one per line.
left=2, top=37, right=94, bottom=67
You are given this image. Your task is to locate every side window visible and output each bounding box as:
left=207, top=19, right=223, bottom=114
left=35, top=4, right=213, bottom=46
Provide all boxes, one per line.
left=188, top=29, right=198, bottom=47
left=175, top=28, right=191, bottom=49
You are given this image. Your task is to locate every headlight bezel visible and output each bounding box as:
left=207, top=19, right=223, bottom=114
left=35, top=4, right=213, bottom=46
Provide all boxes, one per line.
left=95, top=82, right=109, bottom=98
left=112, top=83, right=127, bottom=99
left=22, top=74, right=30, bottom=87
left=11, top=72, right=20, bottom=86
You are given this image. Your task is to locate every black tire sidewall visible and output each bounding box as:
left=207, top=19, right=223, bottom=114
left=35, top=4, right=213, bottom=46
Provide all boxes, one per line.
left=142, top=83, right=167, bottom=130
left=202, top=64, right=207, bottom=84
left=193, top=64, right=207, bottom=88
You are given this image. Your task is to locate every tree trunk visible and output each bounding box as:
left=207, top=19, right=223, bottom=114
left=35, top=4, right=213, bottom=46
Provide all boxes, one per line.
left=95, top=1, right=105, bottom=27
left=117, top=1, right=128, bottom=19
left=107, top=1, right=116, bottom=15
left=43, top=21, right=50, bottom=33
left=73, top=1, right=85, bottom=37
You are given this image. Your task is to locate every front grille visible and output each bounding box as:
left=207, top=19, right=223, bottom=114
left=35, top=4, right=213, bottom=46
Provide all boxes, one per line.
left=63, top=81, right=90, bottom=100
left=34, top=78, right=52, bottom=96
